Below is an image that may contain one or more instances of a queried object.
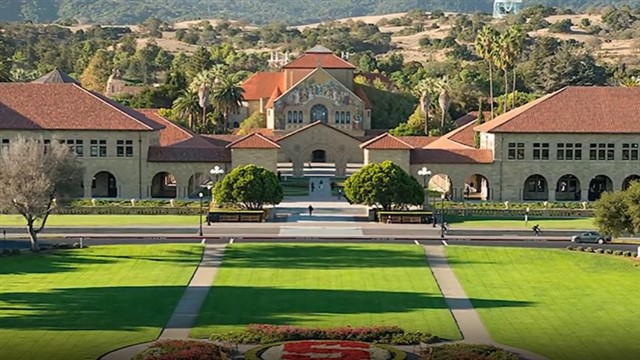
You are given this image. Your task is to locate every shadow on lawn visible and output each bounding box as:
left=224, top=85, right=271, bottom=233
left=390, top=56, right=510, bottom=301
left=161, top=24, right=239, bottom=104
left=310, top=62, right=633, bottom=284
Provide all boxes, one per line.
left=223, top=244, right=462, bottom=269
left=197, top=286, right=534, bottom=326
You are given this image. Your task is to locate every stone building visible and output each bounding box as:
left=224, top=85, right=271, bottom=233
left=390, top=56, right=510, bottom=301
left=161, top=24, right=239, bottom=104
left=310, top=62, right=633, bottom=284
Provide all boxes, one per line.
left=1, top=68, right=638, bottom=203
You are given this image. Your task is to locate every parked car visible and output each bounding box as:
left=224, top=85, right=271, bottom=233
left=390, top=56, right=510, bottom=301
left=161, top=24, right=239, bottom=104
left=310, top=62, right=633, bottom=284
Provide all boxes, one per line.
left=571, top=232, right=612, bottom=244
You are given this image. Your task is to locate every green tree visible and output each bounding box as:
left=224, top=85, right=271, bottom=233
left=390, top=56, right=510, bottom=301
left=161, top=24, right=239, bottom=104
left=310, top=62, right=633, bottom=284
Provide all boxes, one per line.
left=475, top=25, right=498, bottom=119
left=624, top=181, right=640, bottom=234
left=593, top=189, right=634, bottom=238
left=186, top=46, right=213, bottom=80
left=505, top=26, right=525, bottom=110
left=213, top=165, right=283, bottom=210
left=210, top=72, right=245, bottom=131
left=80, top=49, right=113, bottom=92
left=474, top=100, right=484, bottom=148
left=172, top=89, right=201, bottom=129
left=237, top=111, right=267, bottom=135
left=0, top=137, right=84, bottom=251
left=343, top=161, right=423, bottom=211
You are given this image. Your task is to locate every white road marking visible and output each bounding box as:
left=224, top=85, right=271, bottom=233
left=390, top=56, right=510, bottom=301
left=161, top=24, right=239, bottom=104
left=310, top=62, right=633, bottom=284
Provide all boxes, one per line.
left=414, top=240, right=420, bottom=245
left=442, top=240, right=449, bottom=246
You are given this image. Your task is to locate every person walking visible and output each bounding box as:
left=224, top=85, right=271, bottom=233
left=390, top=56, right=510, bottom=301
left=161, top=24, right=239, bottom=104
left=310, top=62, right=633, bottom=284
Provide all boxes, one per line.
left=308, top=204, right=314, bottom=216
left=311, top=182, right=315, bottom=192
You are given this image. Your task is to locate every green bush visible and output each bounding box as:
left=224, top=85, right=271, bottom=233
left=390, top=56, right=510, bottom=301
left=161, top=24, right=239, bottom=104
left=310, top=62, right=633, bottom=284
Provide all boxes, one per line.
left=10, top=248, right=20, bottom=255
left=576, top=246, right=584, bottom=252
left=428, top=344, right=519, bottom=360
left=133, top=340, right=228, bottom=360
left=595, top=248, right=605, bottom=254
left=566, top=246, right=575, bottom=251
left=623, top=251, right=632, bottom=257
left=1, top=249, right=11, bottom=256
left=613, top=250, right=623, bottom=256
left=605, top=249, right=614, bottom=254
left=585, top=247, right=594, bottom=253
left=632, top=252, right=638, bottom=258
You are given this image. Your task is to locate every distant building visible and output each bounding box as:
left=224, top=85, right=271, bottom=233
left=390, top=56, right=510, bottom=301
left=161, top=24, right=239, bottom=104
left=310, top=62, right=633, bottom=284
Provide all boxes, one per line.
left=493, top=0, right=523, bottom=19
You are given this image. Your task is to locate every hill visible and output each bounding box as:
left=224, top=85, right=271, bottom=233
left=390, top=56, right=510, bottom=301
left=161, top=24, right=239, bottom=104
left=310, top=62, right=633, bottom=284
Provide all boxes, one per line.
left=1, top=0, right=640, bottom=25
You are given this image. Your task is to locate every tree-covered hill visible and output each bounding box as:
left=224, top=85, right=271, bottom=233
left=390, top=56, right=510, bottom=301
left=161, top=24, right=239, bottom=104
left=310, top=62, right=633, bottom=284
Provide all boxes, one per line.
left=1, top=0, right=639, bottom=25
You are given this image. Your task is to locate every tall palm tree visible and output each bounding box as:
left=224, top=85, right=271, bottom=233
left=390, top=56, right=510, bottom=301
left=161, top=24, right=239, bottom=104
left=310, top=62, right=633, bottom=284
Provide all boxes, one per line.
left=210, top=72, right=245, bottom=131
left=495, top=33, right=514, bottom=115
left=172, top=89, right=201, bottom=129
left=416, top=77, right=439, bottom=135
left=437, top=77, right=451, bottom=132
left=475, top=26, right=499, bottom=119
left=506, top=26, right=525, bottom=110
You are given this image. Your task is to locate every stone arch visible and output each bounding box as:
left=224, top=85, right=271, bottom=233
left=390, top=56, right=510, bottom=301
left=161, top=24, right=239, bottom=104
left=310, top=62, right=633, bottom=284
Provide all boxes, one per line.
left=187, top=172, right=207, bottom=198
left=556, top=174, right=581, bottom=201
left=151, top=171, right=177, bottom=198
left=523, top=174, right=548, bottom=201
left=464, top=174, right=490, bottom=201
left=428, top=173, right=453, bottom=199
left=310, top=103, right=329, bottom=123
left=588, top=174, right=613, bottom=201
left=622, top=175, right=640, bottom=190
left=311, top=149, right=327, bottom=163
left=92, top=171, right=117, bottom=198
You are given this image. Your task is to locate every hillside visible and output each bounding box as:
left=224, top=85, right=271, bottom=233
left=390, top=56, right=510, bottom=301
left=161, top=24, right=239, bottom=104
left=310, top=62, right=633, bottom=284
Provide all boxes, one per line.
left=1, top=0, right=640, bottom=25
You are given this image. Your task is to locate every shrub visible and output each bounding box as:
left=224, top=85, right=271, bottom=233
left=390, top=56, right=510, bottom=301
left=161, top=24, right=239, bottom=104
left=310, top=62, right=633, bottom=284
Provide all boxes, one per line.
left=576, top=246, right=584, bottom=252
left=595, top=248, right=605, bottom=254
left=605, top=249, right=613, bottom=254
left=623, top=251, right=632, bottom=257
left=10, top=248, right=20, bottom=255
left=429, top=344, right=519, bottom=360
left=132, top=340, right=228, bottom=360
left=613, top=250, right=623, bottom=256
left=1, top=248, right=10, bottom=256
left=566, top=246, right=575, bottom=251
left=585, top=247, right=594, bottom=253
left=210, top=325, right=437, bottom=345
left=632, top=252, right=638, bottom=258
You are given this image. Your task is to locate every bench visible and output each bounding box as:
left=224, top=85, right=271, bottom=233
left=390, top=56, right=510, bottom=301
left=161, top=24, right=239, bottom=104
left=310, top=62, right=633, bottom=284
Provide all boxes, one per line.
left=401, top=215, right=422, bottom=223
left=220, top=214, right=240, bottom=222
left=240, top=214, right=262, bottom=222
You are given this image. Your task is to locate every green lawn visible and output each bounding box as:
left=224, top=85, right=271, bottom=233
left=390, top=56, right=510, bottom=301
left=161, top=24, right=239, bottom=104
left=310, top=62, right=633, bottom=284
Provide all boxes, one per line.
left=281, top=179, right=310, bottom=197
left=0, top=244, right=202, bottom=360
left=0, top=214, right=199, bottom=227
left=447, top=246, right=640, bottom=360
left=191, top=243, right=461, bottom=340
left=445, top=215, right=595, bottom=230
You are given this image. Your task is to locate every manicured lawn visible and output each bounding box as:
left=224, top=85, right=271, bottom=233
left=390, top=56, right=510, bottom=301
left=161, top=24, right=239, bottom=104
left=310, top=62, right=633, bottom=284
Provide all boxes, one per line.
left=191, top=243, right=461, bottom=340
left=445, top=215, right=595, bottom=230
left=0, top=244, right=202, bottom=360
left=447, top=246, right=640, bottom=360
left=281, top=179, right=310, bottom=197
left=0, top=214, right=199, bottom=227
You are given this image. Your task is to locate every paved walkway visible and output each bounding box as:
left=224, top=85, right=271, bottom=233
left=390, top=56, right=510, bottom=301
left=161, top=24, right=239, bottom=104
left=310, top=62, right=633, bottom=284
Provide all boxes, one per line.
left=100, top=244, right=225, bottom=360
left=423, top=245, right=547, bottom=360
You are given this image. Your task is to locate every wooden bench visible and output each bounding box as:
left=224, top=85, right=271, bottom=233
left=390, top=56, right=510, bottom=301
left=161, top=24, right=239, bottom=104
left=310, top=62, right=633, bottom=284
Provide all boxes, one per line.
left=240, top=214, right=262, bottom=222
left=402, top=215, right=422, bottom=223
left=220, top=214, right=240, bottom=222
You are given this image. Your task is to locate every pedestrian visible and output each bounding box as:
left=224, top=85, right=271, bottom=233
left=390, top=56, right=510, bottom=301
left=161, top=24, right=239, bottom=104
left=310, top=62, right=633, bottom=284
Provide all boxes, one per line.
left=311, top=182, right=315, bottom=192
left=386, top=216, right=392, bottom=224
left=308, top=204, right=314, bottom=216
left=337, top=188, right=342, bottom=199
left=319, top=183, right=323, bottom=190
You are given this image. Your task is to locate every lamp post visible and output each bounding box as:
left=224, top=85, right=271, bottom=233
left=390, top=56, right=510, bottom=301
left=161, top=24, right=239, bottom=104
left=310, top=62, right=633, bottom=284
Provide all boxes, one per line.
left=417, top=167, right=432, bottom=208
left=210, top=165, right=224, bottom=184
left=440, top=194, right=446, bottom=237
left=198, top=192, right=204, bottom=237
left=525, top=206, right=530, bottom=227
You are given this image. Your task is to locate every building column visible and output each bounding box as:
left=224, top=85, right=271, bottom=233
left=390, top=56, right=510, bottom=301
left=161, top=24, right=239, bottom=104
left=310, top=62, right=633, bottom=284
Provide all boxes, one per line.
left=83, top=175, right=92, bottom=198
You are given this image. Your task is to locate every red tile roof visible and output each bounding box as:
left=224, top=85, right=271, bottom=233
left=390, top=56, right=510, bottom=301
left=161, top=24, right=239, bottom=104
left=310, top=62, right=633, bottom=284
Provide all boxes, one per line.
left=137, top=109, right=212, bottom=148
left=475, top=86, right=640, bottom=134
left=397, top=136, right=439, bottom=148
left=242, top=72, right=284, bottom=101
left=265, top=86, right=282, bottom=109
left=283, top=52, right=356, bottom=69
left=410, top=149, right=494, bottom=164
left=0, top=83, right=163, bottom=131
left=446, top=121, right=477, bottom=148
left=360, top=133, right=414, bottom=150
left=454, top=111, right=491, bottom=127
left=226, top=133, right=281, bottom=149
left=277, top=121, right=363, bottom=143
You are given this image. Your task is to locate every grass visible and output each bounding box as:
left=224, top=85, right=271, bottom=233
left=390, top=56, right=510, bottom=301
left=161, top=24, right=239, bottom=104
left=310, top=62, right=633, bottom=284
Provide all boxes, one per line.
left=446, top=246, right=640, bottom=360
left=191, top=243, right=461, bottom=340
left=0, top=214, right=199, bottom=227
left=0, top=244, right=202, bottom=360
left=281, top=179, right=310, bottom=197
left=444, top=215, right=595, bottom=230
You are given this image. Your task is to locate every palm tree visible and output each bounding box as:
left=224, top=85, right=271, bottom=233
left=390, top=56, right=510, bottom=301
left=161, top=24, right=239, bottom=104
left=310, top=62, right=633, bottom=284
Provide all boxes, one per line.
left=506, top=26, right=525, bottom=110
left=416, top=77, right=439, bottom=135
left=495, top=33, right=513, bottom=115
left=436, top=77, right=451, bottom=132
left=475, top=26, right=499, bottom=119
left=620, top=76, right=640, bottom=87
left=172, top=89, right=201, bottom=129
left=0, top=60, right=11, bottom=82
left=210, top=73, right=245, bottom=131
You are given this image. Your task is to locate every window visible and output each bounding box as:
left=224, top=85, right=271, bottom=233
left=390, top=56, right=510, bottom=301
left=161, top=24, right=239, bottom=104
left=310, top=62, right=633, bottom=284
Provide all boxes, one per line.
left=287, top=111, right=292, bottom=123
left=90, top=140, right=98, bottom=157
left=508, top=143, right=525, bottom=160
left=63, top=139, right=84, bottom=156
left=340, top=111, right=346, bottom=124
left=590, top=143, right=614, bottom=160
left=99, top=140, right=107, bottom=157
left=43, top=139, right=51, bottom=154
left=346, top=111, right=351, bottom=124
left=1, top=139, right=9, bottom=152
left=335, top=111, right=340, bottom=123
left=557, top=143, right=581, bottom=160
left=293, top=111, right=298, bottom=123
left=298, top=111, right=303, bottom=123
left=91, top=140, right=106, bottom=157
left=623, top=143, right=639, bottom=160
left=533, top=143, right=549, bottom=160
left=117, top=140, right=133, bottom=157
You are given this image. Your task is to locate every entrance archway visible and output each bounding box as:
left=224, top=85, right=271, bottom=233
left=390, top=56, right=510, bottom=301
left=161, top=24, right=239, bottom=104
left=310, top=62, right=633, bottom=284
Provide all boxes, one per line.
left=151, top=172, right=177, bottom=198
left=464, top=174, right=490, bottom=201
left=622, top=175, right=640, bottom=190
left=310, top=104, right=328, bottom=124
left=588, top=175, right=613, bottom=201
left=428, top=173, right=453, bottom=199
left=187, top=172, right=206, bottom=198
left=556, top=174, right=581, bottom=201
left=92, top=171, right=117, bottom=198
left=523, top=174, right=548, bottom=200
left=312, top=150, right=327, bottom=163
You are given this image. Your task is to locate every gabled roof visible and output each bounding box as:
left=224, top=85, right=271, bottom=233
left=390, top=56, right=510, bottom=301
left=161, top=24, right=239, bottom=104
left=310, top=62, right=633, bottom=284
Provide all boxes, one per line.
left=242, top=72, right=284, bottom=100
left=277, top=121, right=363, bottom=143
left=360, top=133, right=414, bottom=150
left=137, top=109, right=212, bottom=147
left=410, top=148, right=494, bottom=164
left=32, top=68, right=80, bottom=85
left=226, top=133, right=281, bottom=149
left=475, top=86, right=640, bottom=134
left=426, top=120, right=477, bottom=150
left=265, top=86, right=282, bottom=109
left=283, top=47, right=356, bottom=69
left=397, top=136, right=439, bottom=148
left=0, top=83, right=163, bottom=131
left=454, top=111, right=491, bottom=127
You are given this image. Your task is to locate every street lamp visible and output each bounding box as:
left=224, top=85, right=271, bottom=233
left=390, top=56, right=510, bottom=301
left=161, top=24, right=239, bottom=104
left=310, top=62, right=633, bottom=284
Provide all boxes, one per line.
left=440, top=194, right=446, bottom=237
left=198, top=192, right=204, bottom=237
left=417, top=167, right=432, bottom=208
left=210, top=165, right=224, bottom=183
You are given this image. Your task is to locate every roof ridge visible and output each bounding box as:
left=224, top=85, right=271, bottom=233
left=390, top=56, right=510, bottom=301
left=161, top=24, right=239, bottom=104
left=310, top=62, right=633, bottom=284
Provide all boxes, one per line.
left=226, top=132, right=281, bottom=149
left=137, top=108, right=196, bottom=138
left=360, top=132, right=414, bottom=149
left=277, top=121, right=363, bottom=143
left=75, top=84, right=157, bottom=131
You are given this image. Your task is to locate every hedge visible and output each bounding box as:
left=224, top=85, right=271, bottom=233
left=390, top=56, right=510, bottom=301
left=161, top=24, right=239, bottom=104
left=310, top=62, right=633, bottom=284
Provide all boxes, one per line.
left=425, top=344, right=520, bottom=360
left=567, top=247, right=638, bottom=259
left=132, top=340, right=230, bottom=360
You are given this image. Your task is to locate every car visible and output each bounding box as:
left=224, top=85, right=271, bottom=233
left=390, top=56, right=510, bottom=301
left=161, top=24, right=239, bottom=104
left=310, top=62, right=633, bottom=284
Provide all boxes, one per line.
left=571, top=231, right=612, bottom=244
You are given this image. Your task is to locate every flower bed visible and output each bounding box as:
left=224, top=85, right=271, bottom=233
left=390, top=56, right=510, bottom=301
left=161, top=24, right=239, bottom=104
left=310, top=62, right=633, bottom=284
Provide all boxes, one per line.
left=132, top=340, right=230, bottom=360
left=245, top=340, right=406, bottom=360
left=421, top=344, right=519, bottom=360
left=210, top=325, right=439, bottom=345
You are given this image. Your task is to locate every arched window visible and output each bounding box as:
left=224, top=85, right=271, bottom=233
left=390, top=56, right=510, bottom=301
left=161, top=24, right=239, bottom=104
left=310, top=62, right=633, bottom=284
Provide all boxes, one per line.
left=340, top=111, right=346, bottom=124
left=299, top=111, right=303, bottom=123
left=287, top=111, right=292, bottom=123
left=293, top=111, right=298, bottom=123
left=346, top=112, right=351, bottom=124
left=335, top=111, right=340, bottom=123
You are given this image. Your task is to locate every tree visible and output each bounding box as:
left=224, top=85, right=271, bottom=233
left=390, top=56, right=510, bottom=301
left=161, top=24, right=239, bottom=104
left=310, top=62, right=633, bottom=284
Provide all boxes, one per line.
left=0, top=137, right=84, bottom=251
left=186, top=46, right=212, bottom=80
left=620, top=76, right=640, bottom=87
left=624, top=181, right=640, bottom=234
left=416, top=77, right=440, bottom=135
left=343, top=161, right=423, bottom=211
left=237, top=111, right=267, bottom=135
left=172, top=89, right=201, bottom=129
left=505, top=26, right=525, bottom=110
left=210, top=72, right=245, bottom=131
left=474, top=100, right=484, bottom=148
left=213, top=165, right=283, bottom=210
left=437, top=77, right=451, bottom=131
left=80, top=49, right=113, bottom=92
left=593, top=188, right=634, bottom=238
left=475, top=26, right=498, bottom=119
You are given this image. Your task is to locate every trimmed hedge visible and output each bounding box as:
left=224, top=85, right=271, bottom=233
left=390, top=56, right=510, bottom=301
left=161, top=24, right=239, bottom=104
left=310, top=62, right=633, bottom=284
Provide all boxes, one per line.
left=133, top=340, right=229, bottom=360
left=568, top=247, right=639, bottom=259
left=424, top=344, right=520, bottom=360
left=210, top=325, right=440, bottom=345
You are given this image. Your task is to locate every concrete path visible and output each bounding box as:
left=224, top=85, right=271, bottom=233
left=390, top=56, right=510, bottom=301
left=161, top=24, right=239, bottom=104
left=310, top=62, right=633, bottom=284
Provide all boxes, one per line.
left=100, top=244, right=225, bottom=360
left=423, top=245, right=547, bottom=360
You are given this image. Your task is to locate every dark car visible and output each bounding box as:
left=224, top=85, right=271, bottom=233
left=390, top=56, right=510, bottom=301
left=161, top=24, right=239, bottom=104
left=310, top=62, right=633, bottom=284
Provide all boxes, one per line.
left=571, top=231, right=612, bottom=244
